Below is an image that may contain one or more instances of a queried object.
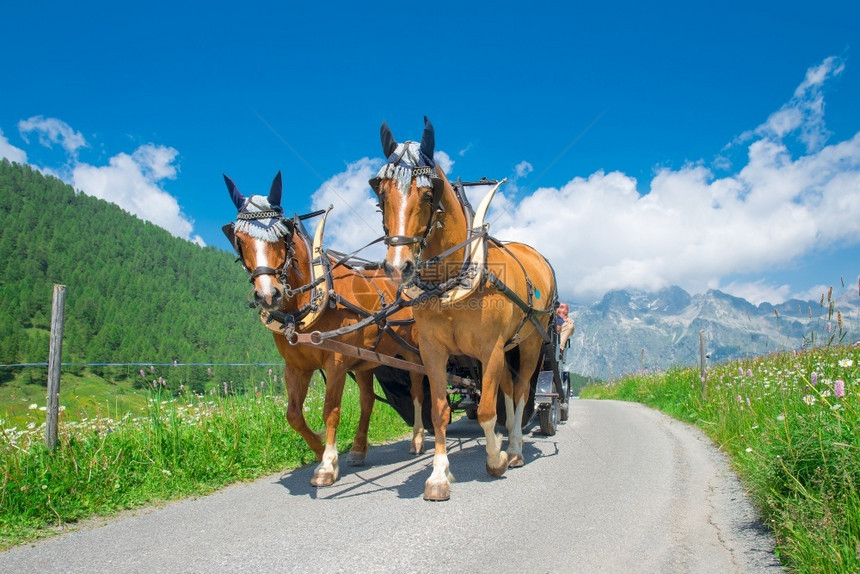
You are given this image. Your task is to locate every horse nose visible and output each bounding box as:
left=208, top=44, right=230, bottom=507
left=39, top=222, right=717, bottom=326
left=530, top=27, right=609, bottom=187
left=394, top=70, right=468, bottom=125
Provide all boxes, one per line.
left=383, top=260, right=414, bottom=283
left=253, top=286, right=283, bottom=310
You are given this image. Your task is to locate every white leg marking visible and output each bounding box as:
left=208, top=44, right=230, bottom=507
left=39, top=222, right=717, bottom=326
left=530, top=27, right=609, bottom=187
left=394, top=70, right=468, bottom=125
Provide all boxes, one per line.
left=508, top=397, right=526, bottom=457
left=315, top=442, right=339, bottom=482
left=428, top=453, right=453, bottom=484
left=410, top=398, right=425, bottom=454
left=480, top=416, right=505, bottom=468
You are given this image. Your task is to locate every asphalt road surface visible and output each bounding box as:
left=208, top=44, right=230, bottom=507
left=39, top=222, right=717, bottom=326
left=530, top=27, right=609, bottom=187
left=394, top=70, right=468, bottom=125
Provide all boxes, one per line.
left=1, top=399, right=784, bottom=573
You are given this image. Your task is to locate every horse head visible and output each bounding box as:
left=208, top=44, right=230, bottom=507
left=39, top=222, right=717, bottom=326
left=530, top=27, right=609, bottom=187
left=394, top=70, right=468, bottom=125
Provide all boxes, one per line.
left=222, top=172, right=298, bottom=311
left=369, top=116, right=445, bottom=285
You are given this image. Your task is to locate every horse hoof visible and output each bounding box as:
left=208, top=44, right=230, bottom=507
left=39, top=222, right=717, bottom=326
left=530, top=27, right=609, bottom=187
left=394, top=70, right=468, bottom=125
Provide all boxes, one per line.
left=423, top=482, right=450, bottom=501
left=410, top=443, right=426, bottom=455
left=486, top=451, right=509, bottom=477
left=508, top=453, right=524, bottom=468
left=347, top=451, right=366, bottom=466
left=310, top=471, right=336, bottom=487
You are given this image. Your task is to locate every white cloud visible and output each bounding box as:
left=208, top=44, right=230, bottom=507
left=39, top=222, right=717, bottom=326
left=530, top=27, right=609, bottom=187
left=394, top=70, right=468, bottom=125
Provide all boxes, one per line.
left=753, top=56, right=844, bottom=152
left=18, top=116, right=88, bottom=156
left=310, top=157, right=387, bottom=260
left=0, top=129, right=27, bottom=163
left=72, top=144, right=204, bottom=246
left=434, top=150, right=454, bottom=174
left=458, top=142, right=473, bottom=157
left=515, top=161, right=534, bottom=178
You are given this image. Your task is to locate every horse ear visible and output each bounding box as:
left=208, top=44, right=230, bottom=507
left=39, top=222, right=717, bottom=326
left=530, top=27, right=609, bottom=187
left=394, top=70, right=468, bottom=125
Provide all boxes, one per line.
left=268, top=171, right=283, bottom=208
left=420, top=115, right=435, bottom=159
left=380, top=121, right=398, bottom=157
left=224, top=174, right=246, bottom=210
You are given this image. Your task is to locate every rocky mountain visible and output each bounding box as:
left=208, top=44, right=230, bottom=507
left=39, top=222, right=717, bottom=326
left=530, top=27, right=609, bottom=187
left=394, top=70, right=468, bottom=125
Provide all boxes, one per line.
left=565, top=285, right=860, bottom=380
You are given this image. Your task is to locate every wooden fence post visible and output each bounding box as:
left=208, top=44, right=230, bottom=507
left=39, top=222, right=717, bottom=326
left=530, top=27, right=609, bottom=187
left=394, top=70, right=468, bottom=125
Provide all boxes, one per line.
left=45, top=284, right=66, bottom=450
left=699, top=329, right=707, bottom=399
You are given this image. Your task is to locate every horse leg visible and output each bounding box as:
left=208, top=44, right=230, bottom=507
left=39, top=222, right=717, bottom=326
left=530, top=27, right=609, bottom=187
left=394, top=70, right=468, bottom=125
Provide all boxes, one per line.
left=283, top=368, right=324, bottom=461
left=347, top=370, right=375, bottom=465
left=421, top=343, right=453, bottom=501
left=478, top=342, right=510, bottom=477
left=408, top=370, right=426, bottom=455
left=506, top=338, right=543, bottom=468
left=310, top=365, right=348, bottom=487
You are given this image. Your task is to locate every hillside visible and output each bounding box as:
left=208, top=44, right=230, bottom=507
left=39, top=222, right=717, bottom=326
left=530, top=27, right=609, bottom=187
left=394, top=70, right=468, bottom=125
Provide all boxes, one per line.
left=0, top=160, right=280, bottom=374
left=567, top=284, right=860, bottom=379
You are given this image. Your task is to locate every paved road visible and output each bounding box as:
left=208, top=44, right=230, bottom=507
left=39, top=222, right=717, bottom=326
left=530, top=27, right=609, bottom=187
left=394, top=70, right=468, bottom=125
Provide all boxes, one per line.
left=1, top=400, right=783, bottom=573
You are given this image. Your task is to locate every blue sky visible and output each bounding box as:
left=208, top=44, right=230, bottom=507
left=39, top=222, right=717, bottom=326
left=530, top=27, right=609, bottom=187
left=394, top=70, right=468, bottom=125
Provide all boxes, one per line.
left=2, top=1, right=859, bottom=305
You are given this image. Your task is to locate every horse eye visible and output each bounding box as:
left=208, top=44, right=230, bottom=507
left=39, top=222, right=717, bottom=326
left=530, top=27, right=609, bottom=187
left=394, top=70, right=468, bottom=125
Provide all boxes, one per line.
left=422, top=191, right=434, bottom=203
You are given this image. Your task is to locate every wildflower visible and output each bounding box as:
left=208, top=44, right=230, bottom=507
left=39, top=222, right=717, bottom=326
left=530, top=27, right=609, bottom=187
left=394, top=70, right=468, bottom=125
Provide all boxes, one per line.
left=28, top=403, right=38, bottom=410
left=737, top=395, right=743, bottom=403
left=830, top=404, right=842, bottom=411
left=27, top=422, right=36, bottom=429
left=41, top=485, right=47, bottom=490
left=839, top=358, right=854, bottom=368
left=811, top=372, right=818, bottom=385
left=139, top=369, right=145, bottom=377
left=745, top=447, right=753, bottom=453
left=777, top=414, right=785, bottom=421
left=738, top=367, right=744, bottom=376
left=161, top=469, right=172, bottom=476
left=223, top=382, right=228, bottom=395
left=835, top=379, right=846, bottom=399
left=173, top=360, right=178, bottom=367
left=207, top=367, right=212, bottom=376
left=803, top=395, right=817, bottom=406
left=179, top=384, right=185, bottom=392
left=150, top=365, right=155, bottom=373
left=152, top=380, right=158, bottom=389
left=746, top=369, right=753, bottom=377
left=268, top=368, right=273, bottom=376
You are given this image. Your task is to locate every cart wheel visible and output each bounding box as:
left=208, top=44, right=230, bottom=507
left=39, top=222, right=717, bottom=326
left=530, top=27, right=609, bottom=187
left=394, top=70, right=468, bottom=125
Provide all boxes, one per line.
left=538, top=398, right=559, bottom=436
left=560, top=374, right=570, bottom=422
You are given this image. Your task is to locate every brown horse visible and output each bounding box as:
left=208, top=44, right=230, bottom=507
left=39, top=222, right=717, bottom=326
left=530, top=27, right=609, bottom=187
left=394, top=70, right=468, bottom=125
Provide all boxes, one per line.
left=370, top=118, right=558, bottom=500
left=223, top=172, right=425, bottom=486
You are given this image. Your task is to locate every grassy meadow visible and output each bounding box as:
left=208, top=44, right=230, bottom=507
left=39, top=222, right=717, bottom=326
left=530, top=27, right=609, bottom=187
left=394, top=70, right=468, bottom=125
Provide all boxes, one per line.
left=0, top=367, right=411, bottom=549
left=582, top=342, right=860, bottom=574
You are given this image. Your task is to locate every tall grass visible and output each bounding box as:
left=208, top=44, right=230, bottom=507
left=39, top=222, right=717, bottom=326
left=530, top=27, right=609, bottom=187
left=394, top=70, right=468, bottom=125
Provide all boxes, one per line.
left=582, top=343, right=860, bottom=573
left=0, top=377, right=410, bottom=549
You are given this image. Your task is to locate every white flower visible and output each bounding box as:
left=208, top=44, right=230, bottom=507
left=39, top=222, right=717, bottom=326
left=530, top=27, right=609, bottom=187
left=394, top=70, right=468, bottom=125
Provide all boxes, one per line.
left=745, top=447, right=753, bottom=453
left=803, top=395, right=817, bottom=406
left=28, top=403, right=38, bottom=410
left=839, top=358, right=854, bottom=368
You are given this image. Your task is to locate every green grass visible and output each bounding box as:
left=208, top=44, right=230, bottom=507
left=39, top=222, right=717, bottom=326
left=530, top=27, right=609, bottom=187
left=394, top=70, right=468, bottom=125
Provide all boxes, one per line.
left=582, top=343, right=860, bottom=574
left=0, top=374, right=410, bottom=549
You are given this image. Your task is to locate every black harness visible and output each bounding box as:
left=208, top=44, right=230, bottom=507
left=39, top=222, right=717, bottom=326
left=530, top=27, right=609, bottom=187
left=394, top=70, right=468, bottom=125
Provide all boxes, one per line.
left=224, top=209, right=419, bottom=355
